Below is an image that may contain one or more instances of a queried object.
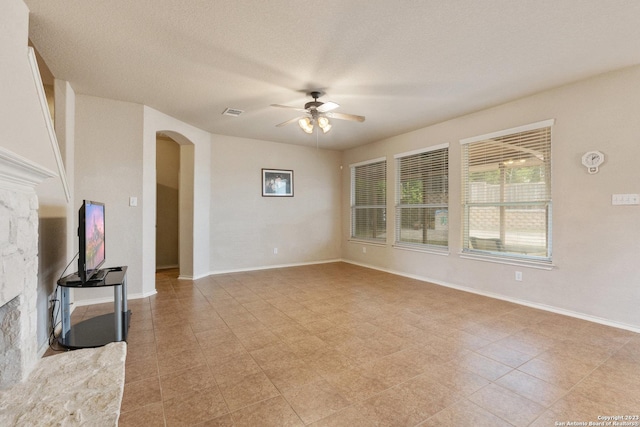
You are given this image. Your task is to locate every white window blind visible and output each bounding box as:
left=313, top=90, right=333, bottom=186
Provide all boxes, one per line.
left=351, top=158, right=387, bottom=242
left=395, top=144, right=449, bottom=249
left=461, top=120, right=553, bottom=262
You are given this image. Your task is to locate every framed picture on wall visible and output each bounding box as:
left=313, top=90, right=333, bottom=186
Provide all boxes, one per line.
left=262, top=169, right=294, bottom=197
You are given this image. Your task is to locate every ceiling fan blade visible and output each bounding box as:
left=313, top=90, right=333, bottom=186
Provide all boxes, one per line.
left=276, top=116, right=305, bottom=127
left=271, top=104, right=308, bottom=113
left=317, top=101, right=339, bottom=113
left=327, top=112, right=366, bottom=122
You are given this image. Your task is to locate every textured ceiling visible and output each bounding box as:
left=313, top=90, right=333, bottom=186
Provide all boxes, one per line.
left=24, top=0, right=640, bottom=150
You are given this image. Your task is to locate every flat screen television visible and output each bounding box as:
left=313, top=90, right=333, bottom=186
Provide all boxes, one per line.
left=78, top=200, right=106, bottom=283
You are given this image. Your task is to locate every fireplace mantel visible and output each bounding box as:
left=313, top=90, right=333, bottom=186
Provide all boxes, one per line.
left=0, top=146, right=57, bottom=193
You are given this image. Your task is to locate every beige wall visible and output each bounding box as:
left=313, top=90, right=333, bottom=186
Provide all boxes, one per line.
left=72, top=103, right=343, bottom=292
left=342, top=65, right=640, bottom=330
left=73, top=94, right=145, bottom=302
left=209, top=135, right=343, bottom=272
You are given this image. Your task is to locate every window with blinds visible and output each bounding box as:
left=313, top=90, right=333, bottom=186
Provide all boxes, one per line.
left=351, top=158, right=387, bottom=242
left=395, top=144, right=449, bottom=250
left=461, top=120, right=553, bottom=262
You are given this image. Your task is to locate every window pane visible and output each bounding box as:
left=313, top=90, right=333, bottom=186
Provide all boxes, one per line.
left=469, top=166, right=548, bottom=204
left=462, top=123, right=552, bottom=262
left=467, top=204, right=549, bottom=257
left=398, top=207, right=448, bottom=246
left=353, top=207, right=386, bottom=240
left=396, top=146, right=448, bottom=249
left=351, top=160, right=386, bottom=242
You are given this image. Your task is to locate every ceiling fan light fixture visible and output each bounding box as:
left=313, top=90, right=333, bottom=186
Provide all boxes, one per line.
left=298, top=117, right=314, bottom=134
left=318, top=116, right=332, bottom=133
left=274, top=92, right=363, bottom=135
left=318, top=116, right=330, bottom=128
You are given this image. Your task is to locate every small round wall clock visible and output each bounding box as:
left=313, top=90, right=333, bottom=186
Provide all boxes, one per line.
left=581, top=150, right=604, bottom=174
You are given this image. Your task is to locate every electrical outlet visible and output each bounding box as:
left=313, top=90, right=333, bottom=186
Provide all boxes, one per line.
left=362, top=246, right=367, bottom=254
left=273, top=247, right=278, bottom=255
left=515, top=271, right=523, bottom=281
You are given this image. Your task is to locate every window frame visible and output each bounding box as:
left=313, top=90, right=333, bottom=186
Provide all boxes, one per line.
left=394, top=143, right=449, bottom=253
left=350, top=157, right=387, bottom=243
left=460, top=119, right=554, bottom=268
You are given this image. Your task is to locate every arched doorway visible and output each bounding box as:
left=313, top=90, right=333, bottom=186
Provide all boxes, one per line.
left=156, top=134, right=180, bottom=271
left=142, top=108, right=210, bottom=295
left=155, top=130, right=196, bottom=279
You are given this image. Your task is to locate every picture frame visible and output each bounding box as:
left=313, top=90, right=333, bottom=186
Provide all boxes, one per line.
left=262, top=168, right=294, bottom=197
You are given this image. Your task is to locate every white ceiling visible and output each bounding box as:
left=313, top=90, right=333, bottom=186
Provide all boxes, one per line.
left=24, top=0, right=640, bottom=150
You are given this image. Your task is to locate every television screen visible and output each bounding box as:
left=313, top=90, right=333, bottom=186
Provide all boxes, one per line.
left=78, top=200, right=105, bottom=282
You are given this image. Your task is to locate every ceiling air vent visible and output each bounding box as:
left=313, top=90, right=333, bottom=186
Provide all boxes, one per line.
left=222, top=108, right=244, bottom=117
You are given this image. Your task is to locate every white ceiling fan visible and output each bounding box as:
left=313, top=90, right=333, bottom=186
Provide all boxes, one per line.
left=271, top=91, right=365, bottom=134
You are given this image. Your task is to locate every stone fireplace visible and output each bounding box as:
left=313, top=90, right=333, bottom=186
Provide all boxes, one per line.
left=0, top=148, right=127, bottom=424
left=0, top=147, right=55, bottom=389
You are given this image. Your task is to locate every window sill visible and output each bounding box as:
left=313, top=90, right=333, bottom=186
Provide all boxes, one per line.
left=459, top=252, right=554, bottom=270
left=348, top=239, right=387, bottom=247
left=393, top=244, right=449, bottom=256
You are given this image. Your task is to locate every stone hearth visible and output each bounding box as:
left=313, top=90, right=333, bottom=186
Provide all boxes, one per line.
left=0, top=342, right=127, bottom=426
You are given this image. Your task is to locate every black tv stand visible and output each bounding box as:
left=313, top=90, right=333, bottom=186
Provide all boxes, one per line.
left=57, top=266, right=131, bottom=349
left=91, top=268, right=108, bottom=282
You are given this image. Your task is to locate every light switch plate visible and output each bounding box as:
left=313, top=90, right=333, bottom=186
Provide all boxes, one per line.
left=612, top=194, right=639, bottom=205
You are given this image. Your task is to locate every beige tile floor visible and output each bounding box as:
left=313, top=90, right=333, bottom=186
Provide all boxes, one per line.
left=69, top=262, right=639, bottom=426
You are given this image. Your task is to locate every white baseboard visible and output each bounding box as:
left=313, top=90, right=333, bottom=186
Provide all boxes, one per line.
left=156, top=264, right=179, bottom=271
